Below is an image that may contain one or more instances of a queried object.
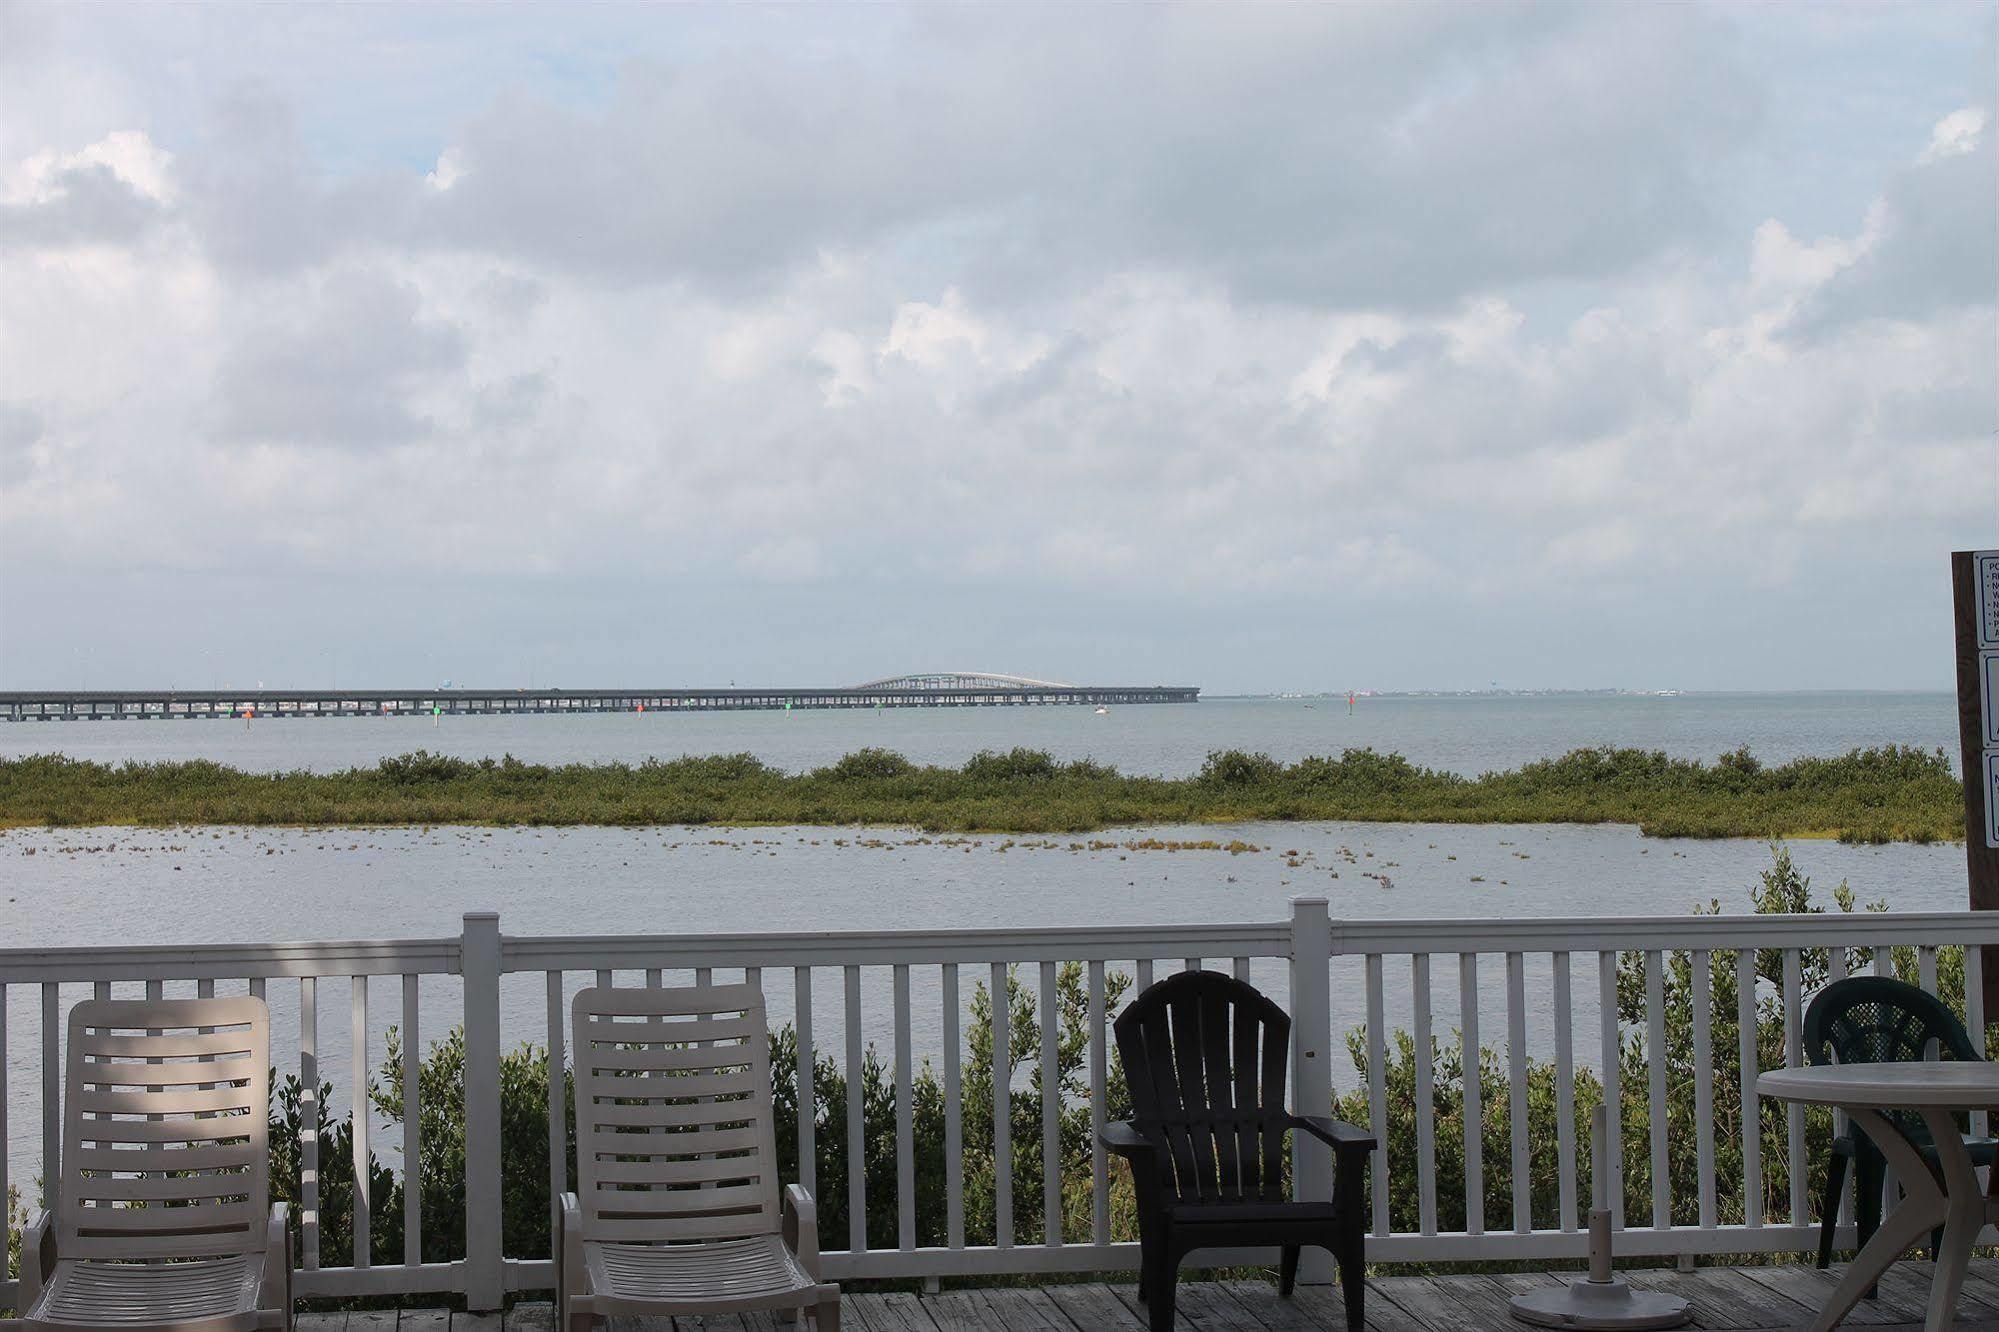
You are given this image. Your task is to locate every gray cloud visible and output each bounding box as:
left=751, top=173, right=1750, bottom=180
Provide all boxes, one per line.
left=471, top=371, right=552, bottom=430
left=0, top=161, right=160, bottom=245
left=211, top=268, right=465, bottom=448
left=0, top=401, right=44, bottom=483
left=181, top=89, right=417, bottom=276
left=107, top=6, right=1758, bottom=314
left=472, top=269, right=547, bottom=321
left=1795, top=120, right=1998, bottom=333
left=0, top=3, right=1992, bottom=691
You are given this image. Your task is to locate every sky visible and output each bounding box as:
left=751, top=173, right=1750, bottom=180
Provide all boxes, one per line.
left=0, top=2, right=1994, bottom=695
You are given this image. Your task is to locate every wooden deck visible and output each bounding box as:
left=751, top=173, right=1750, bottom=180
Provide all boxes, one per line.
left=294, top=1260, right=1999, bottom=1331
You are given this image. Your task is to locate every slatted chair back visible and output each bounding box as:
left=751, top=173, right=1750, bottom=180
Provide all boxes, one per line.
left=58, top=996, right=271, bottom=1261
left=571, top=983, right=782, bottom=1245
left=1113, top=969, right=1292, bottom=1207
left=1805, top=975, right=1980, bottom=1139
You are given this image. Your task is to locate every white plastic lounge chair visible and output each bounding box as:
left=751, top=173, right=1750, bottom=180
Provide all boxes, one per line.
left=559, top=983, right=838, bottom=1331
left=15, top=996, right=291, bottom=1332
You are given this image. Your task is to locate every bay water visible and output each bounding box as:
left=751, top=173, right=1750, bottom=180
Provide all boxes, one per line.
left=1, top=691, right=1967, bottom=1179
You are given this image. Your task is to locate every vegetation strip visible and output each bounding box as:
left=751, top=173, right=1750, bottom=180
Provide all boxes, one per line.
left=0, top=743, right=1961, bottom=841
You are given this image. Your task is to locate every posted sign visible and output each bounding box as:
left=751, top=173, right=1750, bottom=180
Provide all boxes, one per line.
left=1987, top=651, right=1999, bottom=751
left=1956, top=551, right=1999, bottom=1011
left=1979, top=551, right=1999, bottom=847
left=1981, top=550, right=1999, bottom=650
left=1989, top=753, right=1999, bottom=851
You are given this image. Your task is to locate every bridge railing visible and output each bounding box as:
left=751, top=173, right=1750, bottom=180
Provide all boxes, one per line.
left=0, top=682, right=1200, bottom=720
left=4, top=904, right=1990, bottom=1309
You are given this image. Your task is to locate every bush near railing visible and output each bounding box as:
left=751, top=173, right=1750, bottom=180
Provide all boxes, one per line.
left=1333, top=842, right=1989, bottom=1241
left=226, top=853, right=1974, bottom=1286
left=769, top=963, right=1140, bottom=1253
left=5, top=1186, right=22, bottom=1291
left=221, top=962, right=1136, bottom=1281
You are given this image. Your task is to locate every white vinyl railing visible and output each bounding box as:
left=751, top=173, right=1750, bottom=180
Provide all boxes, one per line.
left=1333, top=912, right=1993, bottom=1262
left=1, top=936, right=463, bottom=1302
left=3, top=901, right=1992, bottom=1310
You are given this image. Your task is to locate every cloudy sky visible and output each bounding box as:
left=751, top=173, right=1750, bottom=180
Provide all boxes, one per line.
left=1, top=2, right=1993, bottom=693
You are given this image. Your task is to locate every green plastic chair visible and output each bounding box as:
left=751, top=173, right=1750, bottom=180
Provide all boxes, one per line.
left=1803, top=975, right=1996, bottom=1278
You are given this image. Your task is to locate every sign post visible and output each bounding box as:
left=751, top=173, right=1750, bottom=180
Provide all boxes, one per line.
left=1952, top=550, right=1999, bottom=1015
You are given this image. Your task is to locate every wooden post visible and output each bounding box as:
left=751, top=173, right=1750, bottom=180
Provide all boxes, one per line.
left=1952, top=552, right=1999, bottom=1017
left=1289, top=895, right=1335, bottom=1283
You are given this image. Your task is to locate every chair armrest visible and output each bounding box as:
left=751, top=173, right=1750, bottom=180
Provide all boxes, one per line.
left=262, top=1203, right=291, bottom=1321
left=1100, top=1121, right=1158, bottom=1159
left=19, top=1209, right=54, bottom=1311
left=1293, top=1115, right=1377, bottom=1156
left=783, top=1184, right=820, bottom=1278
left=559, top=1191, right=583, bottom=1257
left=558, top=1192, right=585, bottom=1314
left=1101, top=1122, right=1173, bottom=1210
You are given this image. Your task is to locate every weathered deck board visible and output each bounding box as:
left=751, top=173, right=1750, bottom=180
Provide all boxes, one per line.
left=1041, top=1282, right=1145, bottom=1331
left=1624, top=1265, right=1816, bottom=1330
left=1955, top=1261, right=1999, bottom=1319
left=397, top=1313, right=451, bottom=1332
left=1740, top=1264, right=1920, bottom=1326
left=289, top=1258, right=1999, bottom=1332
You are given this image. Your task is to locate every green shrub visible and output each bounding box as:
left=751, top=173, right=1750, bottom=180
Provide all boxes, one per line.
left=962, top=749, right=1060, bottom=782
left=1288, top=748, right=1440, bottom=792
left=1197, top=749, right=1284, bottom=788
left=376, top=752, right=481, bottom=784
left=816, top=748, right=917, bottom=782
left=638, top=753, right=773, bottom=782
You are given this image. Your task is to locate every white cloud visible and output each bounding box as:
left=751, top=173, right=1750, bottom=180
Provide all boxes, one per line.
left=1918, top=106, right=1988, bottom=165
left=881, top=290, right=987, bottom=370
left=424, top=148, right=465, bottom=192
left=2, top=128, right=175, bottom=205
left=1792, top=98, right=1997, bottom=333
left=810, top=329, right=872, bottom=406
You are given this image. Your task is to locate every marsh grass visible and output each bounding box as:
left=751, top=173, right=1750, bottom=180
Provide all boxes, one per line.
left=0, top=742, right=1961, bottom=842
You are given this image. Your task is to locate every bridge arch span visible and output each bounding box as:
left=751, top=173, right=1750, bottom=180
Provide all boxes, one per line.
left=848, top=671, right=1076, bottom=691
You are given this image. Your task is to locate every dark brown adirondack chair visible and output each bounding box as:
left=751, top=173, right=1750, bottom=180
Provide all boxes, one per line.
left=1103, top=970, right=1374, bottom=1332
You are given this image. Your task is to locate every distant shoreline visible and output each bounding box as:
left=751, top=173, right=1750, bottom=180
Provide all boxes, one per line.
left=1209, top=688, right=1954, bottom=700
left=0, top=743, right=1961, bottom=843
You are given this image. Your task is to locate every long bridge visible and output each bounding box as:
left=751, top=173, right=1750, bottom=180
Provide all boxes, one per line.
left=0, top=673, right=1199, bottom=721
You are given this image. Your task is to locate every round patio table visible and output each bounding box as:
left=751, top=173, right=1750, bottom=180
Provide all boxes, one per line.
left=1757, top=1061, right=1999, bottom=1332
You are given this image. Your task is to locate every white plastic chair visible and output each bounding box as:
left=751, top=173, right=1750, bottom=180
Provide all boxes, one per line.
left=559, top=982, right=838, bottom=1331
left=14, top=996, right=291, bottom=1332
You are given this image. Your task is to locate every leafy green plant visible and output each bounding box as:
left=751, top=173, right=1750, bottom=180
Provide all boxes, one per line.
left=1197, top=749, right=1285, bottom=788
left=963, top=749, right=1061, bottom=782
left=815, top=749, right=917, bottom=782
left=1335, top=841, right=1987, bottom=1250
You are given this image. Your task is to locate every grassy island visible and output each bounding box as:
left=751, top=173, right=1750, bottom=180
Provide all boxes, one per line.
left=0, top=743, right=1962, bottom=842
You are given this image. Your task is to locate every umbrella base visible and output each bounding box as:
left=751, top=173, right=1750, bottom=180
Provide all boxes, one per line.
left=1509, top=1276, right=1692, bottom=1330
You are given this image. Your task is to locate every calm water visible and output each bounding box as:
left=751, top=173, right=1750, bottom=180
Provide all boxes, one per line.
left=0, top=690, right=1958, bottom=777
left=2, top=818, right=1967, bottom=1176
left=0, top=689, right=1967, bottom=1180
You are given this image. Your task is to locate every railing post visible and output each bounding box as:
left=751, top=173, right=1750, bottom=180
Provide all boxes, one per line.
left=1290, top=895, right=1335, bottom=1283
left=462, top=911, right=505, bottom=1310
